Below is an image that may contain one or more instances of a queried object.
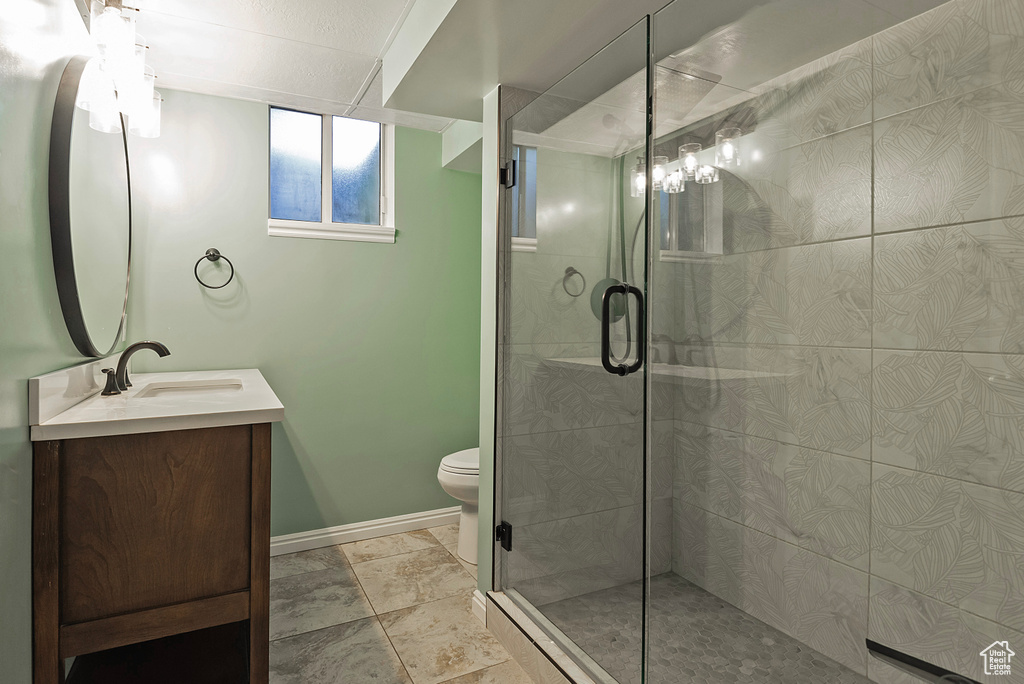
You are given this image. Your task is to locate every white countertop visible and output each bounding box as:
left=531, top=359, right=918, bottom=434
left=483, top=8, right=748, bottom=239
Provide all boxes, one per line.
left=31, top=368, right=284, bottom=441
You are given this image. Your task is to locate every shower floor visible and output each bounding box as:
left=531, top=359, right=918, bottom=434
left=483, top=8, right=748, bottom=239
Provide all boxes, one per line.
left=539, top=573, right=871, bottom=684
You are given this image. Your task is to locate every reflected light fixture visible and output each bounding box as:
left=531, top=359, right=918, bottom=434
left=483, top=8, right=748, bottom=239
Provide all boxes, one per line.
left=715, top=127, right=741, bottom=168
left=664, top=167, right=684, bottom=194
left=679, top=142, right=701, bottom=180
left=652, top=156, right=668, bottom=191
left=631, top=156, right=645, bottom=197
left=695, top=164, right=719, bottom=184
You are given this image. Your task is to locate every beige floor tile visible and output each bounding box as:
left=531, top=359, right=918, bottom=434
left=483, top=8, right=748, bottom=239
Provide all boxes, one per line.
left=352, top=546, right=476, bottom=614
left=428, top=523, right=460, bottom=548
left=343, top=529, right=439, bottom=564
left=439, top=658, right=533, bottom=683
left=270, top=545, right=349, bottom=580
left=270, top=566, right=374, bottom=640
left=270, top=617, right=412, bottom=684
left=455, top=555, right=477, bottom=580
left=380, top=594, right=510, bottom=684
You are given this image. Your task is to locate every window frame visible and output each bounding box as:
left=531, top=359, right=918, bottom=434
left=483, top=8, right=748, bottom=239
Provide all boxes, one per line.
left=267, top=107, right=396, bottom=244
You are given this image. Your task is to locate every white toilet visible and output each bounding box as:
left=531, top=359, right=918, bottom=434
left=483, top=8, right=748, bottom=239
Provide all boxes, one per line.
left=437, top=447, right=479, bottom=565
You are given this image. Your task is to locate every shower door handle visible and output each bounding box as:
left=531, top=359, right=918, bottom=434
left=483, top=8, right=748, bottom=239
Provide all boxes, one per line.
left=601, top=283, right=644, bottom=376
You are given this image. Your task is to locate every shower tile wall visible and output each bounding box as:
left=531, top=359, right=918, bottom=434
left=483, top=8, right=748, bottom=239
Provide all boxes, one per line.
left=666, top=0, right=1024, bottom=680
left=503, top=147, right=674, bottom=606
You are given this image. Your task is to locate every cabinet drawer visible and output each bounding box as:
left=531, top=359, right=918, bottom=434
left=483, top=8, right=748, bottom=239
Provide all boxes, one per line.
left=59, top=425, right=252, bottom=624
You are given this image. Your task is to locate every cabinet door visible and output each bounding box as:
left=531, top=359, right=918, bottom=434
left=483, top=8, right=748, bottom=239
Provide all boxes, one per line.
left=60, top=425, right=252, bottom=624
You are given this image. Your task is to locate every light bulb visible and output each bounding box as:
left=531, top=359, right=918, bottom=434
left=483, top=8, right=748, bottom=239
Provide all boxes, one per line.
left=679, top=142, right=701, bottom=180
left=715, top=127, right=741, bottom=168
left=92, top=5, right=135, bottom=64
left=652, top=156, right=668, bottom=189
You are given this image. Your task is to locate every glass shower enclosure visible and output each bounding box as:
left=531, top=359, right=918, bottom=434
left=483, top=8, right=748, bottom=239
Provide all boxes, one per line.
left=496, top=1, right=1024, bottom=682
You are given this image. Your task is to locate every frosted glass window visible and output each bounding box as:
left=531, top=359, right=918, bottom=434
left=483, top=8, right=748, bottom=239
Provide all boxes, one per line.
left=510, top=145, right=537, bottom=239
left=332, top=116, right=380, bottom=225
left=270, top=108, right=322, bottom=222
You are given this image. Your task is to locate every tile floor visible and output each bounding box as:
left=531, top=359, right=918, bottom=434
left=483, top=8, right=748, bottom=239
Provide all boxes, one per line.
left=268, top=524, right=534, bottom=684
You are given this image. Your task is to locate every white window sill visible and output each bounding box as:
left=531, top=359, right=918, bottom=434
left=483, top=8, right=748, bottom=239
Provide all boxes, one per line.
left=268, top=219, right=396, bottom=244
left=511, top=237, right=537, bottom=253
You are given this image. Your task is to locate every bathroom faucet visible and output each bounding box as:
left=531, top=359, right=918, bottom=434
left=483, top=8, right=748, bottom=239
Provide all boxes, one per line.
left=103, top=340, right=171, bottom=394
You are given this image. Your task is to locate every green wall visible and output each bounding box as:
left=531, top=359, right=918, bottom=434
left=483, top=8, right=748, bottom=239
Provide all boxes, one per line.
left=0, top=3, right=94, bottom=681
left=0, top=10, right=480, bottom=680
left=128, top=90, right=482, bottom=535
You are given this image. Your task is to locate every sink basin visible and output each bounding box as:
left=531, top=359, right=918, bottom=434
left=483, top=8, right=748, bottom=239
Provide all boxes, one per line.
left=135, top=378, right=243, bottom=398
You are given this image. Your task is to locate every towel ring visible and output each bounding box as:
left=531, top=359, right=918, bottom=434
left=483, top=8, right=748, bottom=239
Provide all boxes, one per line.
left=563, top=266, right=586, bottom=297
left=194, top=248, right=234, bottom=289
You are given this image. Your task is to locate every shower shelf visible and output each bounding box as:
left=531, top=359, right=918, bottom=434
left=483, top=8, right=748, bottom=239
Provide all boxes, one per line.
left=544, top=357, right=788, bottom=382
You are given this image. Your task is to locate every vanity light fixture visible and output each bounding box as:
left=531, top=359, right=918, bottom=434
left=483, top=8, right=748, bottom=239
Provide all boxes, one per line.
left=679, top=142, right=701, bottom=180
left=652, top=156, right=668, bottom=191
left=715, top=127, right=741, bottom=168
left=81, top=0, right=161, bottom=138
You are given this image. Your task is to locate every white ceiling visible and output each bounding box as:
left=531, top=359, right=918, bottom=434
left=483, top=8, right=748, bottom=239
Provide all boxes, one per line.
left=121, top=0, right=457, bottom=132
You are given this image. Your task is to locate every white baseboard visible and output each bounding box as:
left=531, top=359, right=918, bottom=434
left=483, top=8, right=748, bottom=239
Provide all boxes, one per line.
left=270, top=506, right=461, bottom=556
left=472, top=590, right=487, bottom=626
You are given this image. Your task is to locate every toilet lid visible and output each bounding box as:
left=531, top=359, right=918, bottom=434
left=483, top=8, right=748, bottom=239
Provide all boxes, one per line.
left=441, top=447, right=479, bottom=474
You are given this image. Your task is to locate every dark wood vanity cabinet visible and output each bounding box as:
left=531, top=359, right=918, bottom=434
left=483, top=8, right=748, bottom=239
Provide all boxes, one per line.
left=33, top=423, right=271, bottom=684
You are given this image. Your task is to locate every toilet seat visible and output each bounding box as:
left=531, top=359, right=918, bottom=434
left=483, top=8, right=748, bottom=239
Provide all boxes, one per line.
left=440, top=447, right=479, bottom=475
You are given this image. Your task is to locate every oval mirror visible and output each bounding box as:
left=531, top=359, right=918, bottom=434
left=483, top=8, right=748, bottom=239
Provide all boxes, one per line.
left=49, top=55, right=131, bottom=357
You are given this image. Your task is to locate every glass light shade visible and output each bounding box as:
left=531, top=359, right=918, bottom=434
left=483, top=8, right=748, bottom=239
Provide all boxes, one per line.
left=652, top=156, right=668, bottom=190
left=679, top=142, right=701, bottom=180
left=118, top=64, right=154, bottom=117
left=76, top=57, right=103, bottom=111
left=715, top=127, right=741, bottom=168
left=664, top=167, right=684, bottom=194
left=92, top=4, right=136, bottom=64
left=695, top=164, right=719, bottom=184
left=631, top=157, right=645, bottom=197
left=88, top=65, right=121, bottom=133
left=129, top=91, right=161, bottom=138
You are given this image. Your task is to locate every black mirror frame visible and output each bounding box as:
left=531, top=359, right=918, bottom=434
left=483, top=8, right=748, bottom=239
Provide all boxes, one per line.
left=48, top=55, right=132, bottom=358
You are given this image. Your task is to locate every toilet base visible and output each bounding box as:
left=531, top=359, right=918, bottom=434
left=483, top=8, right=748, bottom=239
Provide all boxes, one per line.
left=457, top=503, right=478, bottom=565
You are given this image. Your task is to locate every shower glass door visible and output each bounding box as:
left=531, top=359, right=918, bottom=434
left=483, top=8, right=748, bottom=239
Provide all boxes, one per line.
left=498, top=16, right=650, bottom=683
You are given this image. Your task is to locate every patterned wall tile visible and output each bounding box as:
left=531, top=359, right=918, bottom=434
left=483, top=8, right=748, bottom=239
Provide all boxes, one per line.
left=726, top=124, right=872, bottom=253
left=874, top=350, right=1024, bottom=491
left=707, top=239, right=872, bottom=347
left=503, top=423, right=642, bottom=527
left=675, top=423, right=871, bottom=570
left=874, top=0, right=1024, bottom=119
left=510, top=253, right=613, bottom=346
left=674, top=344, right=872, bottom=459
left=672, top=503, right=869, bottom=674
left=534, top=148, right=616, bottom=260
left=871, top=465, right=1024, bottom=632
left=503, top=343, right=642, bottom=436
left=874, top=82, right=1024, bottom=233
left=509, top=505, right=643, bottom=606
left=874, top=221, right=1024, bottom=354
left=782, top=37, right=873, bottom=143
left=868, top=576, right=1024, bottom=683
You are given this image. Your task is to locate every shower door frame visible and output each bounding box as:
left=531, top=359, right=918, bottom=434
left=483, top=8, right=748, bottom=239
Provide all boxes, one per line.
left=490, top=16, right=657, bottom=684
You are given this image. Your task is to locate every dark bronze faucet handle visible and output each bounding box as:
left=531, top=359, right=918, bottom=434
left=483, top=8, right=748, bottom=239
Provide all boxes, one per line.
left=101, top=368, right=121, bottom=396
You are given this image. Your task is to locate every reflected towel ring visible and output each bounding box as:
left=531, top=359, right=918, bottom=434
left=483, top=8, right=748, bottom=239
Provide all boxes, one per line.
left=563, top=266, right=586, bottom=297
left=194, top=248, right=234, bottom=289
